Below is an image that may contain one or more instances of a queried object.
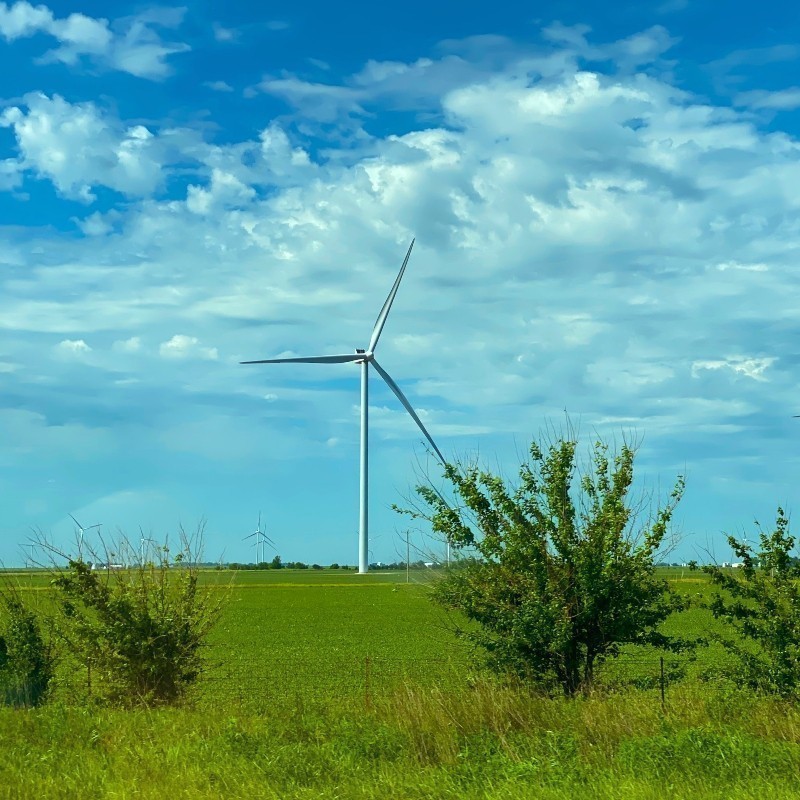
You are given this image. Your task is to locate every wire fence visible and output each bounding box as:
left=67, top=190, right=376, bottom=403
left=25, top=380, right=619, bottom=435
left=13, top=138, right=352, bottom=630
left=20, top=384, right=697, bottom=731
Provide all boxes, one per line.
left=183, top=649, right=705, bottom=712
left=44, top=646, right=756, bottom=712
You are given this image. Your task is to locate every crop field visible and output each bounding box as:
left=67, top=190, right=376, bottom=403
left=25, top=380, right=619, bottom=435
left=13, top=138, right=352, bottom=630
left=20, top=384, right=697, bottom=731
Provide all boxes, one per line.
left=2, top=567, right=734, bottom=707
left=200, top=570, right=473, bottom=710
left=1, top=566, right=741, bottom=708
left=3, top=567, right=799, bottom=799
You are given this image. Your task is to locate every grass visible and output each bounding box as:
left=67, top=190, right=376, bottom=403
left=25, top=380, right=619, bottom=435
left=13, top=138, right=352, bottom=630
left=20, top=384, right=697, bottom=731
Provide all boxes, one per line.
left=2, top=684, right=800, bottom=798
left=2, top=567, right=796, bottom=798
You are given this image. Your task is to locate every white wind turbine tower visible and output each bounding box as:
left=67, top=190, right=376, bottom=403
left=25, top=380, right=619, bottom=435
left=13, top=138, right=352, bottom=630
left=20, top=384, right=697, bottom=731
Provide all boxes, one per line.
left=243, top=511, right=274, bottom=565
left=69, top=513, right=101, bottom=559
left=241, top=239, right=445, bottom=574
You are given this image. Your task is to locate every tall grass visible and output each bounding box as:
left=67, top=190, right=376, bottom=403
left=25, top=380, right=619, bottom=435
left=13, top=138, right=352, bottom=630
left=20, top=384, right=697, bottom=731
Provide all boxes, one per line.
left=2, top=682, right=800, bottom=799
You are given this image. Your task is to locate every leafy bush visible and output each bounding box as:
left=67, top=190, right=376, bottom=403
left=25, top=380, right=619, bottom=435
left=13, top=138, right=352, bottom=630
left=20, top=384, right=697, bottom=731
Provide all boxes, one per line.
left=399, top=434, right=690, bottom=695
left=0, top=588, right=54, bottom=707
left=704, top=507, right=800, bottom=696
left=47, top=526, right=226, bottom=706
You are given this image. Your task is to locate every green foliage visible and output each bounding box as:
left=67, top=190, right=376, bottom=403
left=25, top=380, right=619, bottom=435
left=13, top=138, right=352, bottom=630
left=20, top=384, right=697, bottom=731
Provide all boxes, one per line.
left=50, top=531, right=226, bottom=706
left=0, top=587, right=54, bottom=707
left=400, top=434, right=690, bottom=695
left=703, top=507, right=800, bottom=696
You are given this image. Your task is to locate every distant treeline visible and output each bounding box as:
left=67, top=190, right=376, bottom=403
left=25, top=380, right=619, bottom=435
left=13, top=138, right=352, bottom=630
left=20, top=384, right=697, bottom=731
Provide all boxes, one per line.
left=225, top=557, right=440, bottom=571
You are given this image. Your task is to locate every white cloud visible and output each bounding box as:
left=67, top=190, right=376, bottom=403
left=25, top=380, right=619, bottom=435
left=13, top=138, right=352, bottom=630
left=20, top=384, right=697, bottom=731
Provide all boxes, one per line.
left=0, top=157, right=21, bottom=190
left=0, top=1, right=188, bottom=79
left=204, top=79, right=234, bottom=92
left=735, top=88, right=800, bottom=111
left=55, top=338, right=91, bottom=358
left=113, top=336, right=141, bottom=353
left=109, top=16, right=189, bottom=79
left=77, top=211, right=115, bottom=236
left=186, top=168, right=256, bottom=215
left=46, top=11, right=112, bottom=59
left=716, top=261, right=768, bottom=272
left=692, top=357, right=778, bottom=381
left=260, top=123, right=311, bottom=169
left=159, top=335, right=218, bottom=361
left=0, top=1, right=51, bottom=39
left=1, top=93, right=164, bottom=200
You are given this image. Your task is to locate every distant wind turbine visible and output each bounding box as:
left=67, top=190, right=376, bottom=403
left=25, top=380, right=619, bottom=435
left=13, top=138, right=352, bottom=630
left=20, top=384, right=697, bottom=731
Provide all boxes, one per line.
left=241, top=239, right=445, bottom=574
left=243, top=511, right=275, bottom=565
left=69, top=513, right=101, bottom=558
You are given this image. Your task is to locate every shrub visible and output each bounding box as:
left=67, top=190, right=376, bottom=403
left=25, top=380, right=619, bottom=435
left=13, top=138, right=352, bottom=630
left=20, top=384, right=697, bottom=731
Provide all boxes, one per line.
left=0, top=588, right=54, bottom=707
left=46, top=525, right=226, bottom=706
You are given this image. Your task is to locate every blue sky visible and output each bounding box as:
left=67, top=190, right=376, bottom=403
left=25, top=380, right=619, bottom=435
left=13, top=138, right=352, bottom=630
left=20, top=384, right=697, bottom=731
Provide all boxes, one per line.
left=3, top=0, right=800, bottom=567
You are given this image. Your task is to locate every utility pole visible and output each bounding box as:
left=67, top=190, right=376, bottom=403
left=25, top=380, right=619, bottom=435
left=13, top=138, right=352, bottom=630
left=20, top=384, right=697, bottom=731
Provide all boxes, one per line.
left=406, top=531, right=410, bottom=584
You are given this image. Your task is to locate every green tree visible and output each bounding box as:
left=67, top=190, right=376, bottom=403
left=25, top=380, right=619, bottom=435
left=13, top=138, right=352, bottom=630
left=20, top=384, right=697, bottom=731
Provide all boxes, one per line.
left=399, top=435, right=688, bottom=695
left=704, top=507, right=800, bottom=696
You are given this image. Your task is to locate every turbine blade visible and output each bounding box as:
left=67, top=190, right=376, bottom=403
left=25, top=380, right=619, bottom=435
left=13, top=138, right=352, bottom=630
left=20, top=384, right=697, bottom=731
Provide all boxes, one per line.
left=241, top=353, right=362, bottom=365
left=368, top=239, right=415, bottom=353
left=263, top=535, right=276, bottom=549
left=371, top=359, right=446, bottom=464
left=69, top=513, right=83, bottom=530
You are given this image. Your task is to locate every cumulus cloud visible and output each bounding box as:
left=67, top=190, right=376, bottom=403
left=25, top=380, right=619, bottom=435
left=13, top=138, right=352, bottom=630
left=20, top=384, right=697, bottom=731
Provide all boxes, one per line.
left=0, top=0, right=50, bottom=38
left=159, top=335, right=218, bottom=360
left=186, top=168, right=256, bottom=215
left=55, top=338, right=91, bottom=358
left=77, top=211, right=116, bottom=236
left=0, top=1, right=189, bottom=78
left=0, top=93, right=165, bottom=200
left=0, top=94, right=316, bottom=202
left=692, top=356, right=777, bottom=381
left=112, top=336, right=141, bottom=353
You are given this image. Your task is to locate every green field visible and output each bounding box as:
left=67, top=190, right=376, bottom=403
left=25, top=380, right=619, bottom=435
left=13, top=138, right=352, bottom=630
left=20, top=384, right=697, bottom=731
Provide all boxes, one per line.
left=2, top=567, right=799, bottom=799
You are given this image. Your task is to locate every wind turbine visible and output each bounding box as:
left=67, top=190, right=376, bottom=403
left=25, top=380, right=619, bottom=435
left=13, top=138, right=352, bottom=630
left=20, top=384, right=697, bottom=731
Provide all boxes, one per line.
left=243, top=512, right=275, bottom=565
left=241, top=239, right=445, bottom=574
left=140, top=536, right=157, bottom=566
left=21, top=543, right=36, bottom=570
left=69, top=513, right=101, bottom=559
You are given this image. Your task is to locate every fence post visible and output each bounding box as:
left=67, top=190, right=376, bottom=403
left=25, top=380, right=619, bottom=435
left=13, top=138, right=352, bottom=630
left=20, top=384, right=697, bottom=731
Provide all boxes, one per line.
left=660, top=656, right=665, bottom=710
